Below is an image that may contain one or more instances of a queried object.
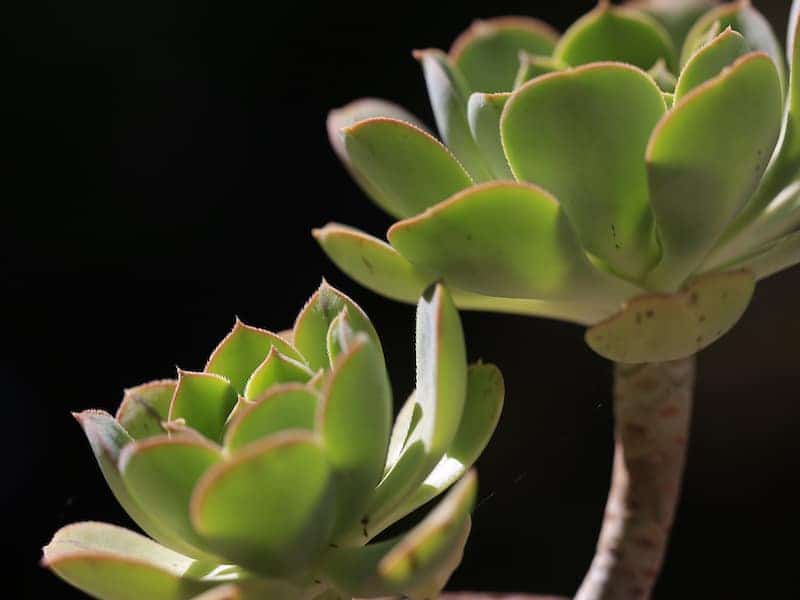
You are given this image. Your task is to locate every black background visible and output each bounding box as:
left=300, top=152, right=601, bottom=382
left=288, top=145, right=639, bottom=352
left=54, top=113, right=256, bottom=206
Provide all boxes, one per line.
left=5, top=0, right=799, bottom=597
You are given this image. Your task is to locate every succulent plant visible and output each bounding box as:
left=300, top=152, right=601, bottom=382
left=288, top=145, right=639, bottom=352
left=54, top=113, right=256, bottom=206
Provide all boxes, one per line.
left=42, top=282, right=503, bottom=600
left=317, top=0, right=800, bottom=365
left=317, top=1, right=800, bottom=599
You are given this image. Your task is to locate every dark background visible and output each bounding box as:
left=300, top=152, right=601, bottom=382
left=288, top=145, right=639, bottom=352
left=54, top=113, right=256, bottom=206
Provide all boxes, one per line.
left=5, top=0, right=798, bottom=597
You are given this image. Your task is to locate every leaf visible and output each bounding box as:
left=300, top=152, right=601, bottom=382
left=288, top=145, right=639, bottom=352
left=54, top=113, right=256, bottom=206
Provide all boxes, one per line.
left=367, top=363, right=503, bottom=537
left=205, top=320, right=303, bottom=395
left=224, top=384, right=319, bottom=450
left=319, top=333, right=392, bottom=536
left=341, top=117, right=473, bottom=220
left=384, top=392, right=422, bottom=472
left=406, top=284, right=466, bottom=471
left=624, top=0, right=718, bottom=48
left=586, top=269, right=755, bottom=363
left=647, top=58, right=676, bottom=92
left=554, top=2, right=676, bottom=72
left=325, top=308, right=357, bottom=364
left=293, top=280, right=383, bottom=372
left=466, top=92, right=513, bottom=179
left=320, top=471, right=476, bottom=598
left=169, top=371, right=238, bottom=443
left=449, top=16, right=558, bottom=93
left=120, top=435, right=222, bottom=552
left=243, top=348, right=312, bottom=400
left=644, top=53, right=783, bottom=291
left=73, top=411, right=209, bottom=559
left=313, top=223, right=617, bottom=324
left=719, top=231, right=800, bottom=281
left=513, top=53, right=565, bottom=89
left=42, top=522, right=225, bottom=600
left=715, top=6, right=800, bottom=252
left=414, top=49, right=493, bottom=182
left=327, top=99, right=429, bottom=210
left=378, top=472, right=476, bottom=590
left=675, top=27, right=748, bottom=100
left=388, top=181, right=635, bottom=302
left=190, top=432, right=335, bottom=576
left=502, top=61, right=666, bottom=279
left=681, top=0, right=785, bottom=87
left=116, top=380, right=175, bottom=440
left=314, top=224, right=438, bottom=304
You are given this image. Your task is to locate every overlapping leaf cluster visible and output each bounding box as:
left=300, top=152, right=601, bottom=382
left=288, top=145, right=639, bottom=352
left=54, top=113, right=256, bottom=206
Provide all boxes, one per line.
left=43, top=283, right=503, bottom=600
left=318, top=0, right=800, bottom=362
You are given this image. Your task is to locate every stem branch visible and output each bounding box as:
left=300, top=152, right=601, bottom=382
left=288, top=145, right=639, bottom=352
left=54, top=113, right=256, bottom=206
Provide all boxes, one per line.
left=574, top=357, right=696, bottom=600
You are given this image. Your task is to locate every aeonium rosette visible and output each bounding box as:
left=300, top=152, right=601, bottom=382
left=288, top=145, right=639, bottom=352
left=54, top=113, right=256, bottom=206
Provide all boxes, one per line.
left=43, top=282, right=503, bottom=600
left=317, top=0, right=800, bottom=363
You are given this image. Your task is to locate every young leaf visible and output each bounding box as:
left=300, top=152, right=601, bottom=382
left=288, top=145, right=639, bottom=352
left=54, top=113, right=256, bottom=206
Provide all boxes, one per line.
left=116, top=380, right=175, bottom=440
left=205, top=320, right=303, bottom=394
left=243, top=348, right=312, bottom=400
left=169, top=371, right=238, bottom=443
left=224, top=384, right=319, bottom=450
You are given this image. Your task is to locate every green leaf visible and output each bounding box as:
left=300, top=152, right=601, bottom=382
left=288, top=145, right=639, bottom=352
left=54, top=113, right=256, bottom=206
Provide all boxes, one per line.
left=224, top=384, right=319, bottom=450
left=313, top=223, right=616, bottom=324
left=384, top=392, right=422, bottom=472
left=314, top=224, right=437, bottom=304
left=675, top=27, right=748, bottom=100
left=719, top=231, right=800, bottom=281
left=713, top=6, right=800, bottom=254
left=341, top=117, right=473, bottom=220
left=586, top=269, right=755, bottom=363
left=414, top=49, right=493, bottom=182
left=328, top=99, right=429, bottom=211
left=319, top=333, right=392, bottom=536
left=554, top=2, right=676, bottom=72
left=681, top=0, right=785, bottom=86
left=407, top=284, right=466, bottom=470
left=378, top=472, right=476, bottom=592
left=707, top=183, right=800, bottom=269
left=320, top=471, right=475, bottom=599
left=388, top=181, right=635, bottom=302
left=73, top=411, right=209, bottom=559
left=293, top=280, right=383, bottom=372
left=42, top=522, right=225, bottom=600
left=449, top=16, right=558, bottom=93
left=205, top=320, right=303, bottom=395
left=466, top=92, right=513, bottom=179
left=647, top=58, right=676, bottom=92
left=502, top=62, right=666, bottom=279
left=243, top=348, right=312, bottom=400
left=625, top=0, right=718, bottom=48
left=120, top=435, right=222, bottom=552
left=644, top=53, right=783, bottom=291
left=116, top=380, right=175, bottom=440
left=325, top=308, right=358, bottom=365
left=191, top=432, right=335, bottom=576
left=169, top=371, right=238, bottom=443
left=513, top=53, right=565, bottom=89
left=368, top=363, right=503, bottom=537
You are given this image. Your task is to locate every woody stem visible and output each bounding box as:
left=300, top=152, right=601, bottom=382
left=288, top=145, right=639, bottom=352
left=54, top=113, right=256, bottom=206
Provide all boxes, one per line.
left=574, top=357, right=696, bottom=600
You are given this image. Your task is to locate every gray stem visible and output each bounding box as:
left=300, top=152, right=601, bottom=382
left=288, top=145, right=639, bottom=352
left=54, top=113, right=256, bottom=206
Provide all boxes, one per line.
left=574, top=357, right=696, bottom=600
